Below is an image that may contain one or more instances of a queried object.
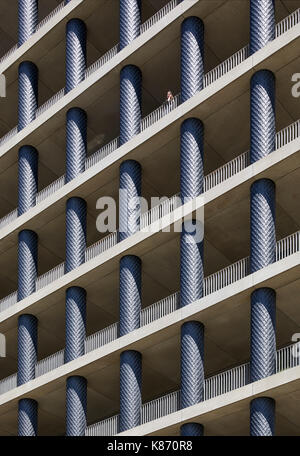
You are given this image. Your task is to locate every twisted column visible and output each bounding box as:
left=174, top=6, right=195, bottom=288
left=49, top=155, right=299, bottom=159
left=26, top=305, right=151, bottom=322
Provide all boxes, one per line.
left=180, top=220, right=204, bottom=307
left=250, top=397, right=275, bottom=436
left=65, top=287, right=86, bottom=363
left=180, top=423, right=204, bottom=436
left=18, top=61, right=38, bottom=131
left=250, top=179, right=276, bottom=273
left=120, top=350, right=142, bottom=432
left=180, top=118, right=204, bottom=202
left=18, top=398, right=38, bottom=436
left=65, top=18, right=86, bottom=93
left=17, top=314, right=38, bottom=385
left=181, top=17, right=204, bottom=103
left=250, top=70, right=275, bottom=164
left=119, top=160, right=142, bottom=241
left=120, top=65, right=142, bottom=145
left=120, top=0, right=141, bottom=50
left=119, top=255, right=141, bottom=337
left=250, top=0, right=275, bottom=55
left=18, top=230, right=38, bottom=301
left=181, top=321, right=204, bottom=408
left=66, top=107, right=87, bottom=182
left=18, top=0, right=38, bottom=46
left=65, top=197, right=87, bottom=273
left=66, top=376, right=87, bottom=436
left=18, top=146, right=38, bottom=215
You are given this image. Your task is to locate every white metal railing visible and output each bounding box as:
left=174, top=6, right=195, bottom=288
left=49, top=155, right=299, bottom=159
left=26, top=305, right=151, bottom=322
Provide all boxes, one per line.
left=85, top=414, right=120, bottom=437
left=140, top=0, right=180, bottom=34
left=276, top=341, right=300, bottom=371
left=35, top=349, right=64, bottom=378
left=204, top=44, right=250, bottom=88
left=85, top=232, right=118, bottom=262
left=36, top=175, right=65, bottom=204
left=276, top=230, right=300, bottom=261
left=0, top=291, right=17, bottom=313
left=275, top=119, right=300, bottom=150
left=85, top=44, right=119, bottom=79
left=275, top=7, right=300, bottom=37
left=85, top=137, right=120, bottom=170
left=36, top=87, right=65, bottom=118
left=140, top=94, right=181, bottom=132
left=36, top=0, right=66, bottom=32
left=204, top=150, right=250, bottom=192
left=0, top=373, right=17, bottom=396
left=141, top=390, right=180, bottom=425
left=140, top=193, right=181, bottom=229
left=85, top=322, right=119, bottom=354
left=204, top=257, right=250, bottom=296
left=0, top=126, right=18, bottom=148
left=35, top=262, right=65, bottom=291
left=0, top=44, right=18, bottom=66
left=140, top=292, right=180, bottom=327
left=0, top=208, right=18, bottom=231
left=204, top=362, right=250, bottom=400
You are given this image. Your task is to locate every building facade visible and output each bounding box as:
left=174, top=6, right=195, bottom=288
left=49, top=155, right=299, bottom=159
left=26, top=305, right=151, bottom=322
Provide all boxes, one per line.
left=0, top=0, right=299, bottom=436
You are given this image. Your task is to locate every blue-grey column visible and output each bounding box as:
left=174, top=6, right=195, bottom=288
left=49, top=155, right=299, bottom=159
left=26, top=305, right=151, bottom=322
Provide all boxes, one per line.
left=65, top=197, right=87, bottom=273
left=120, top=0, right=141, bottom=50
left=119, top=160, right=142, bottom=241
left=250, top=0, right=275, bottom=55
left=250, top=70, right=275, bottom=164
left=180, top=118, right=204, bottom=201
left=120, top=350, right=142, bottom=432
left=18, top=61, right=38, bottom=131
left=181, top=423, right=204, bottom=436
left=65, top=287, right=86, bottom=363
left=65, top=18, right=86, bottom=93
left=18, top=145, right=38, bottom=216
left=18, top=229, right=38, bottom=301
left=66, top=376, right=87, bottom=436
left=18, top=0, right=38, bottom=46
left=181, top=17, right=204, bottom=103
left=18, top=398, right=38, bottom=436
left=250, top=179, right=276, bottom=273
left=120, top=65, right=142, bottom=145
left=181, top=321, right=204, bottom=408
left=119, top=256, right=141, bottom=337
left=250, top=397, right=275, bottom=436
left=17, top=314, right=38, bottom=385
left=66, top=107, right=87, bottom=183
left=180, top=221, right=204, bottom=308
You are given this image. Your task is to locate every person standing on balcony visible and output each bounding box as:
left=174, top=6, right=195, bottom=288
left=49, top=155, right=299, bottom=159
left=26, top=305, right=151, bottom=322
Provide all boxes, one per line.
left=167, top=90, right=174, bottom=103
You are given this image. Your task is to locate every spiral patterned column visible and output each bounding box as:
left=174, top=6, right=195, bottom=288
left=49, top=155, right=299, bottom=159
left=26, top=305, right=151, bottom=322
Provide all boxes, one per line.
left=18, top=61, right=38, bottom=131
left=119, top=160, right=142, bottom=241
left=180, top=423, right=204, bottom=436
left=18, top=0, right=38, bottom=46
left=250, top=397, right=275, bottom=436
left=66, top=376, right=87, bottom=436
left=65, top=287, right=86, bottom=363
left=181, top=17, right=204, bottom=103
left=18, top=230, right=38, bottom=301
left=17, top=314, right=38, bottom=385
left=119, top=255, right=141, bottom=337
left=65, top=18, right=86, bottom=93
left=180, top=118, right=204, bottom=201
left=250, top=0, right=275, bottom=55
left=18, top=145, right=38, bottom=216
left=18, top=398, right=38, bottom=436
left=250, top=179, right=276, bottom=273
left=181, top=321, right=204, bottom=408
left=65, top=197, right=87, bottom=273
left=66, top=107, right=87, bottom=183
left=120, top=350, right=142, bottom=432
left=180, top=220, right=204, bottom=308
left=250, top=70, right=275, bottom=164
left=120, top=65, right=142, bottom=145
left=120, top=0, right=141, bottom=50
